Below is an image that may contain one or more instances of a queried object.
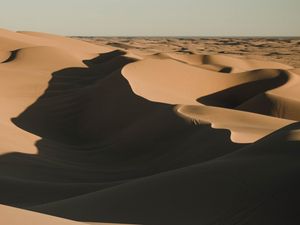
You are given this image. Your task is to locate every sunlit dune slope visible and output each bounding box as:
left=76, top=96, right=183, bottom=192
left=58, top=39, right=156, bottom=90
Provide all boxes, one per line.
left=1, top=29, right=300, bottom=225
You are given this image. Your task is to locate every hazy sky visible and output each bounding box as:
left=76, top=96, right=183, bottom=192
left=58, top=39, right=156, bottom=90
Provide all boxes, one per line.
left=1, top=0, right=299, bottom=36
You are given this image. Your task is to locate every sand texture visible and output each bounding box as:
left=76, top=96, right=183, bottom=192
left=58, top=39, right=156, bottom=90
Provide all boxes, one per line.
left=1, top=28, right=300, bottom=225
left=79, top=36, right=300, bottom=68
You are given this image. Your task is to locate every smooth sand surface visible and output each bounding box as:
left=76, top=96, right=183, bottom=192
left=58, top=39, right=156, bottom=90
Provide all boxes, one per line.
left=0, top=204, right=133, bottom=225
left=1, top=28, right=300, bottom=225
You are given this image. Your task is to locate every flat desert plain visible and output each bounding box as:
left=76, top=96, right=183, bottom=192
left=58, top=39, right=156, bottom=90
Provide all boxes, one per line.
left=0, top=28, right=300, bottom=225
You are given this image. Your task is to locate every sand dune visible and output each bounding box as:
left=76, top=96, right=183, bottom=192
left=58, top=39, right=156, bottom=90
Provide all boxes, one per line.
left=122, top=57, right=290, bottom=105
left=0, top=29, right=300, bottom=225
left=30, top=123, right=300, bottom=225
left=177, top=105, right=293, bottom=143
left=81, top=37, right=300, bottom=68
left=0, top=204, right=131, bottom=225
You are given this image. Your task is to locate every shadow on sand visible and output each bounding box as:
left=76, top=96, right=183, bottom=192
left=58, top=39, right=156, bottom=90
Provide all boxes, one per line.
left=6, top=51, right=292, bottom=224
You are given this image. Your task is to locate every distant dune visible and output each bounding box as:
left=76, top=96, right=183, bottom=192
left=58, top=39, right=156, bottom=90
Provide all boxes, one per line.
left=79, top=36, right=300, bottom=68
left=0, top=28, right=300, bottom=225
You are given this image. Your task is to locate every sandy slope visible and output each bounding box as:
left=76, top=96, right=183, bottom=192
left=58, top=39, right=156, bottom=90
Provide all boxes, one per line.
left=0, top=204, right=132, bottom=225
left=0, top=28, right=300, bottom=225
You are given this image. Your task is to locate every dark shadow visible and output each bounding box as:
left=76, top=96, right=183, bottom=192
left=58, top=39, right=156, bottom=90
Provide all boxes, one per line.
left=0, top=50, right=246, bottom=224
left=219, top=66, right=232, bottom=73
left=197, top=70, right=289, bottom=108
left=3, top=49, right=19, bottom=63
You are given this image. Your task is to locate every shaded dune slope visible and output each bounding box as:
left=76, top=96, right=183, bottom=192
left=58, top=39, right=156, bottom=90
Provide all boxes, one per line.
left=0, top=29, right=300, bottom=225
left=32, top=123, right=300, bottom=225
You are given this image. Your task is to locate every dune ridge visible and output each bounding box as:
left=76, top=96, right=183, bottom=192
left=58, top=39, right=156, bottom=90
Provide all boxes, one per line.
left=0, top=29, right=300, bottom=225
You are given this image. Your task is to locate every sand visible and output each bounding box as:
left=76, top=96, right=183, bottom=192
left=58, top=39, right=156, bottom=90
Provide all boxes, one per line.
left=79, top=36, right=300, bottom=68
left=0, top=28, right=300, bottom=225
left=0, top=204, right=132, bottom=225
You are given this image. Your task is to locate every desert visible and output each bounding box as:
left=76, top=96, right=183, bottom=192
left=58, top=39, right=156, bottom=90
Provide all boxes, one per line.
left=0, top=27, right=300, bottom=225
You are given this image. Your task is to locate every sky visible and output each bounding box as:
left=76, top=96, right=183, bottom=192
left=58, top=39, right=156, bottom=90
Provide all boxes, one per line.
left=0, top=0, right=299, bottom=36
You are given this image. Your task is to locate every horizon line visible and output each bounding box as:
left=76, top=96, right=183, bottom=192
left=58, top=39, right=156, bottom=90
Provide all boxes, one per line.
left=70, top=35, right=300, bottom=39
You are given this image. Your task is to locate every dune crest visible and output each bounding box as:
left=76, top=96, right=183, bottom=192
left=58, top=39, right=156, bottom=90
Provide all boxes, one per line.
left=1, top=29, right=300, bottom=225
